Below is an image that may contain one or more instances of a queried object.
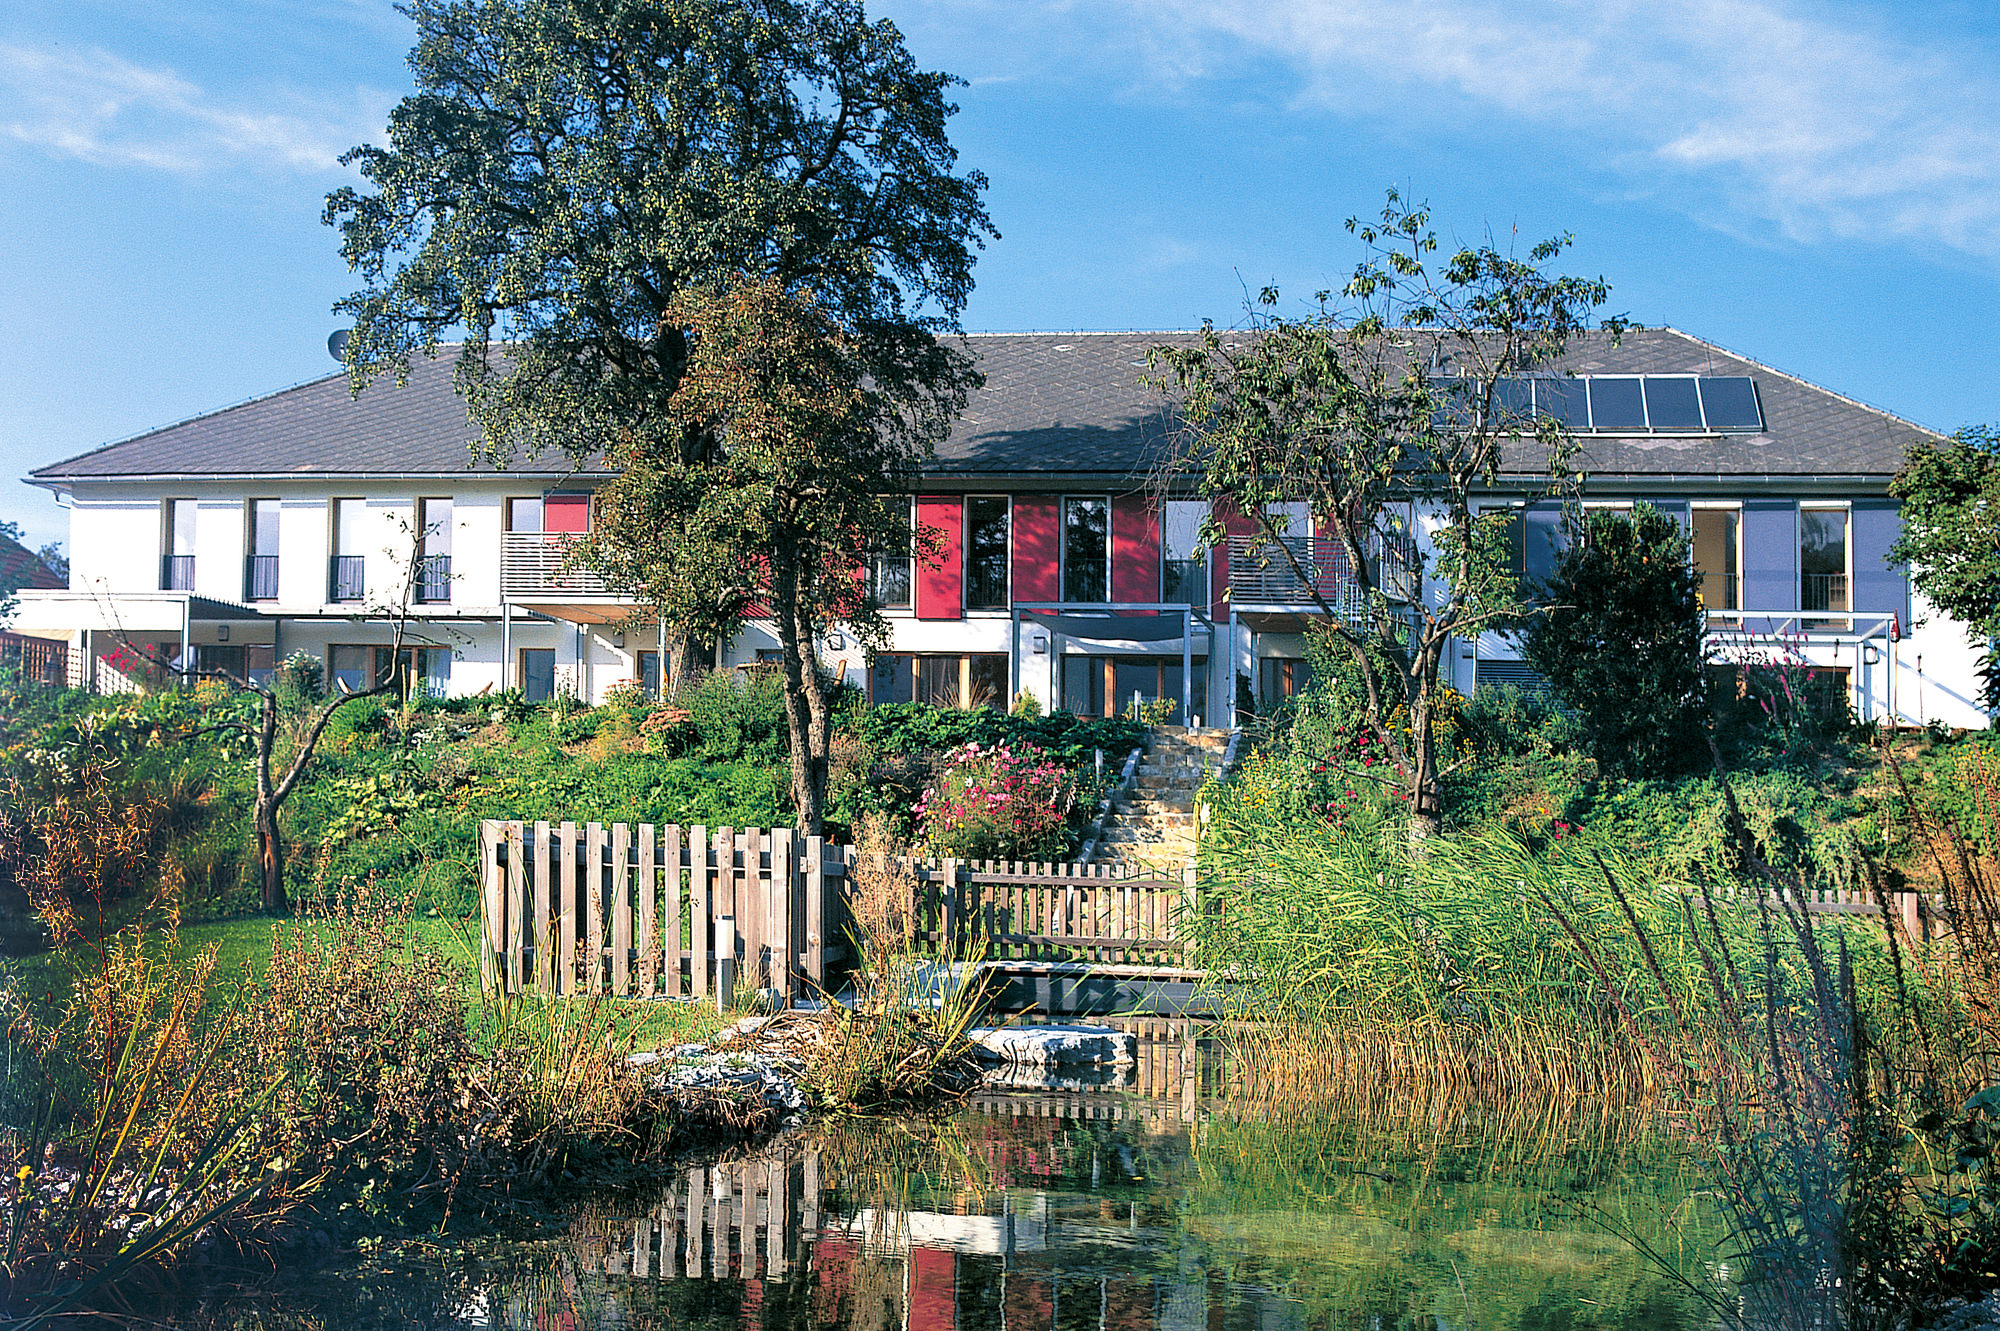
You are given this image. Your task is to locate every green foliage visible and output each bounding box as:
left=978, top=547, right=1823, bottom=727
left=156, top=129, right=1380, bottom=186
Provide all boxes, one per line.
left=1151, top=190, right=1627, bottom=830
left=1890, top=425, right=2000, bottom=711
left=1525, top=503, right=1709, bottom=779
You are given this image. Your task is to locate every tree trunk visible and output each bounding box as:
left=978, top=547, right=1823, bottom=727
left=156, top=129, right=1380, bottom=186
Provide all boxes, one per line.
left=253, top=691, right=290, bottom=912
left=662, top=627, right=705, bottom=692
left=1406, top=688, right=1443, bottom=855
left=768, top=539, right=824, bottom=836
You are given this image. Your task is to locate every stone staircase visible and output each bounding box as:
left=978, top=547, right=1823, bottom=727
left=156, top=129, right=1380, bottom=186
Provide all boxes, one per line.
left=1092, top=726, right=1230, bottom=872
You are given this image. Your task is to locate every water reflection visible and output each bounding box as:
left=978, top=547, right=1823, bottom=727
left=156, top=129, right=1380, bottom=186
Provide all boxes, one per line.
left=208, top=1029, right=1722, bottom=1331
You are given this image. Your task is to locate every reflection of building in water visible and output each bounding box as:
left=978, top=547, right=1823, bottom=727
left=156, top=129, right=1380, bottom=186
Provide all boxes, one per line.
left=571, top=1129, right=1303, bottom=1331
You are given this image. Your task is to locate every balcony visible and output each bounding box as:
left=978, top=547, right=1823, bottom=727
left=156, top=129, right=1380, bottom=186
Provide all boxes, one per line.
left=415, top=554, right=452, bottom=603
left=161, top=554, right=194, bottom=592
left=329, top=555, right=365, bottom=603
left=502, top=532, right=608, bottom=596
left=1227, top=533, right=1415, bottom=620
left=244, top=554, right=279, bottom=602
left=1697, top=572, right=1740, bottom=616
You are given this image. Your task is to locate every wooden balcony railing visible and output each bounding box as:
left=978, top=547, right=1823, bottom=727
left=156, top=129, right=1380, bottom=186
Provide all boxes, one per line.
left=502, top=532, right=608, bottom=596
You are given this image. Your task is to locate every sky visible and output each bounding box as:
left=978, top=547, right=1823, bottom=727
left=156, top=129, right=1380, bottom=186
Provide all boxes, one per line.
left=4, top=0, right=1999, bottom=551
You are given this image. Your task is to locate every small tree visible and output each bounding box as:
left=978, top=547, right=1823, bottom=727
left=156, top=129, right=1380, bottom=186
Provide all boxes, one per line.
left=584, top=278, right=913, bottom=834
left=1152, top=191, right=1625, bottom=843
left=1524, top=503, right=1708, bottom=779
left=1890, top=425, right=2000, bottom=712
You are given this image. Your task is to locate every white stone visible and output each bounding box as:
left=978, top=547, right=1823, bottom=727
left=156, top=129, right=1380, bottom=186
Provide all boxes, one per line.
left=968, top=1024, right=1137, bottom=1067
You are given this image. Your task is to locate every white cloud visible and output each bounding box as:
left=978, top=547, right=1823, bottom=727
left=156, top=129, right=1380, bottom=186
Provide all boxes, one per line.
left=1117, top=0, right=2000, bottom=257
left=0, top=43, right=381, bottom=176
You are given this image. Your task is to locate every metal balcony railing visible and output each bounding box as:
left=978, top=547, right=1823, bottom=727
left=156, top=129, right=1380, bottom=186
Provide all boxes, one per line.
left=329, top=555, right=365, bottom=603
left=1227, top=533, right=1416, bottom=618
left=244, top=555, right=279, bottom=602
left=1697, top=572, right=1740, bottom=615
left=502, top=532, right=608, bottom=596
left=161, top=554, right=194, bottom=592
left=415, top=554, right=452, bottom=603
left=1803, top=573, right=1850, bottom=615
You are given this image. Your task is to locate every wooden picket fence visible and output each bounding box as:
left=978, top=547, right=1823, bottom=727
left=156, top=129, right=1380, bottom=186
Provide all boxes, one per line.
left=477, top=820, right=849, bottom=1001
left=477, top=820, right=1198, bottom=1000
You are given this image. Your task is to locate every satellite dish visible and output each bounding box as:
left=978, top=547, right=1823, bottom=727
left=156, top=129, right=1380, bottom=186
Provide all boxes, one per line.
left=327, top=328, right=351, bottom=362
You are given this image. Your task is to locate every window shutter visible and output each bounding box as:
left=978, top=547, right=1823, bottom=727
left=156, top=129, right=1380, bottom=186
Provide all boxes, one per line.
left=1111, top=494, right=1160, bottom=609
left=1741, top=498, right=1798, bottom=630
left=1851, top=498, right=1906, bottom=619
left=1011, top=496, right=1060, bottom=603
left=915, top=496, right=962, bottom=619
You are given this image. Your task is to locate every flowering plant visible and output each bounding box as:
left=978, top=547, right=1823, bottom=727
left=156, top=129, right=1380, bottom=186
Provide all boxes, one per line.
left=914, top=740, right=1079, bottom=860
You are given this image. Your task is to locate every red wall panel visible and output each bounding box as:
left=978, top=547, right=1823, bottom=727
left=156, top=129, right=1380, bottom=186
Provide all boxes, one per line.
left=908, top=1246, right=957, bottom=1331
left=1213, top=497, right=1256, bottom=619
left=545, top=492, right=591, bottom=533
left=1011, top=495, right=1060, bottom=604
left=915, top=496, right=963, bottom=619
left=1111, top=494, right=1160, bottom=611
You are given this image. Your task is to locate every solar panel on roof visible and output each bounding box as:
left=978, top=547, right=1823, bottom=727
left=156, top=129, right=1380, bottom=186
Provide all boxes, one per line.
left=1588, top=377, right=1646, bottom=431
left=1642, top=376, right=1703, bottom=431
left=1491, top=377, right=1534, bottom=426
left=1698, top=377, right=1763, bottom=431
left=1532, top=378, right=1588, bottom=429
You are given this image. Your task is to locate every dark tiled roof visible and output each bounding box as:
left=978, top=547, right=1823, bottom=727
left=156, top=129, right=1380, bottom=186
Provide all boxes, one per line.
left=0, top=534, right=63, bottom=589
left=28, top=327, right=1939, bottom=485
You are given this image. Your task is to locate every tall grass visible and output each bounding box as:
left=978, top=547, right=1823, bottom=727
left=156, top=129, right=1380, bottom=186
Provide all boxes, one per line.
left=1191, top=800, right=1788, bottom=1093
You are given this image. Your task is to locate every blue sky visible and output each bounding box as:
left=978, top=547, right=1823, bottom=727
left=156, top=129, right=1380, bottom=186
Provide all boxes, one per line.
left=5, top=0, right=1999, bottom=550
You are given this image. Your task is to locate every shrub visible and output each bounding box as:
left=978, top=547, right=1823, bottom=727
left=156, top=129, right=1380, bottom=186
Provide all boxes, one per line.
left=1524, top=503, right=1708, bottom=779
left=915, top=740, right=1080, bottom=860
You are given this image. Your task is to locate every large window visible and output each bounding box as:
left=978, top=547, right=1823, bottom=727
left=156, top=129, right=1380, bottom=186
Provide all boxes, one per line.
left=868, top=497, right=913, bottom=609
left=329, top=645, right=451, bottom=698
left=1691, top=505, right=1740, bottom=615
left=1162, top=500, right=1207, bottom=606
left=507, top=497, right=544, bottom=533
left=965, top=496, right=1010, bottom=610
left=1062, top=497, right=1109, bottom=604
left=162, top=499, right=196, bottom=591
left=330, top=499, right=366, bottom=602
left=869, top=653, right=1005, bottom=707
left=245, top=499, right=280, bottom=601
left=416, top=498, right=452, bottom=603
left=1801, top=506, right=1850, bottom=615
left=520, top=648, right=556, bottom=702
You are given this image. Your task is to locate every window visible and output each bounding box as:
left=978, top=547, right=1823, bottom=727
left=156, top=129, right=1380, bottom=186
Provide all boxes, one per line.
left=1062, top=497, right=1109, bottom=603
left=869, top=498, right=913, bottom=609
left=507, top=497, right=544, bottom=533
left=965, top=496, right=1010, bottom=610
left=519, top=648, right=556, bottom=702
left=1259, top=657, right=1313, bottom=710
left=1801, top=507, right=1850, bottom=615
left=329, top=646, right=449, bottom=698
left=545, top=493, right=590, bottom=533
left=416, top=498, right=452, bottom=602
left=162, top=499, right=196, bottom=591
left=868, top=653, right=1005, bottom=707
left=245, top=499, right=279, bottom=601
left=1162, top=501, right=1207, bottom=606
left=638, top=650, right=661, bottom=695
left=330, top=499, right=366, bottom=602
left=1691, top=506, right=1740, bottom=615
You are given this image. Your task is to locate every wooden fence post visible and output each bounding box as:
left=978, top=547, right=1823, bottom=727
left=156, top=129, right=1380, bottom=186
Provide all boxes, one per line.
left=940, top=858, right=961, bottom=957
left=504, top=820, right=526, bottom=994
left=690, top=825, right=710, bottom=1000
left=533, top=819, right=552, bottom=993
left=638, top=822, right=657, bottom=999
left=479, top=820, right=500, bottom=995
left=804, top=834, right=826, bottom=991
left=558, top=821, right=578, bottom=996
left=772, top=826, right=795, bottom=1005
left=715, top=916, right=736, bottom=1014
left=612, top=821, right=632, bottom=996
left=664, top=824, right=684, bottom=998
left=586, top=822, right=607, bottom=993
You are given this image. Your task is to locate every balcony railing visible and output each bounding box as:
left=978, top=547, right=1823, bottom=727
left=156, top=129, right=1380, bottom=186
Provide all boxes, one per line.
left=415, top=554, right=452, bottom=603
left=502, top=532, right=608, bottom=596
left=1803, top=573, right=1850, bottom=615
left=244, top=554, right=279, bottom=602
left=161, top=554, right=194, bottom=592
left=329, top=555, right=365, bottom=603
left=1227, top=533, right=1416, bottom=617
left=1698, top=572, right=1740, bottom=615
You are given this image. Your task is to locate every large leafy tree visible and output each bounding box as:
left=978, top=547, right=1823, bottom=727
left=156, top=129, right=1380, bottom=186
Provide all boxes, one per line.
left=1525, top=503, right=1708, bottom=779
left=1152, top=192, right=1625, bottom=843
left=585, top=277, right=906, bottom=831
left=325, top=0, right=994, bottom=777
left=1889, top=425, right=2000, bottom=712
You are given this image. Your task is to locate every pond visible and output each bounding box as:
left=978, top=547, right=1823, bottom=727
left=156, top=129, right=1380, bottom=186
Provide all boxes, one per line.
left=201, top=1028, right=1725, bottom=1330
